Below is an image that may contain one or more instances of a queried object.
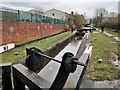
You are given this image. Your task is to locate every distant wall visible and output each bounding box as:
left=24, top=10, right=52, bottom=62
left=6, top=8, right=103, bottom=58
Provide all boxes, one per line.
left=1, top=20, right=69, bottom=44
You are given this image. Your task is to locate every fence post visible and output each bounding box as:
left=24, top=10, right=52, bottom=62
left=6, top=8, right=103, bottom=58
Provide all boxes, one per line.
left=36, top=13, right=37, bottom=22
left=18, top=10, right=20, bottom=21
left=31, top=13, right=32, bottom=22
left=12, top=66, right=25, bottom=90
left=13, top=75, right=25, bottom=90
left=1, top=62, right=12, bottom=90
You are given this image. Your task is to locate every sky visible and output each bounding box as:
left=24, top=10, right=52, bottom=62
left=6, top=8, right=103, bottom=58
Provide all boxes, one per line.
left=1, top=0, right=119, bottom=19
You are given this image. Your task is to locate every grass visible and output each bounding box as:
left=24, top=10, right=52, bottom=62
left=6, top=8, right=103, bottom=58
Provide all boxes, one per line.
left=1, top=31, right=72, bottom=63
left=84, top=30, right=119, bottom=81
left=105, top=28, right=119, bottom=37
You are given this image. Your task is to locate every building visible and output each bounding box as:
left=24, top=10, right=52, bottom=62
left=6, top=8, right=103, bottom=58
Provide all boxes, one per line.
left=44, top=9, right=70, bottom=20
left=29, top=9, right=44, bottom=16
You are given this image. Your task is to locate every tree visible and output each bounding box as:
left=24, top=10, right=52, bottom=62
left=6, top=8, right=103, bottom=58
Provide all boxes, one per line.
left=67, top=12, right=86, bottom=30
left=74, top=13, right=86, bottom=28
left=68, top=11, right=75, bottom=31
left=95, top=8, right=108, bottom=18
left=92, top=17, right=99, bottom=26
left=108, top=12, right=117, bottom=17
left=92, top=8, right=118, bottom=30
left=93, top=8, right=108, bottom=25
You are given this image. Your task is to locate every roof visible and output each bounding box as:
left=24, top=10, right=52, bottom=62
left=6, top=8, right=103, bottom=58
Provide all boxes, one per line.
left=45, top=8, right=69, bottom=15
left=29, top=9, right=44, bottom=14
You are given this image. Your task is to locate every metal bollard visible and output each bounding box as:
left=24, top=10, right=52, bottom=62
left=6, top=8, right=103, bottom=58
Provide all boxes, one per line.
left=25, top=47, right=45, bottom=73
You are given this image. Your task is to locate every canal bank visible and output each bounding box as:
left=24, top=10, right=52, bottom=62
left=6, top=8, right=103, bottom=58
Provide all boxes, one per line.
left=1, top=31, right=73, bottom=63
left=1, top=31, right=92, bottom=89
left=0, top=32, right=75, bottom=86
left=80, top=30, right=120, bottom=88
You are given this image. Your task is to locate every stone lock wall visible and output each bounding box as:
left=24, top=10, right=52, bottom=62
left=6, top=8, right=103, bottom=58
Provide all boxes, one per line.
left=1, top=20, right=69, bottom=44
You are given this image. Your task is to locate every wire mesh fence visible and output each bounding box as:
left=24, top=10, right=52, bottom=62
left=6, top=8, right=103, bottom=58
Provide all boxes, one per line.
left=0, top=7, right=68, bottom=24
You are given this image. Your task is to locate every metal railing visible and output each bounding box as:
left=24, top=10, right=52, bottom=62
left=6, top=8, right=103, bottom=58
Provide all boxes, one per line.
left=0, top=7, right=68, bottom=24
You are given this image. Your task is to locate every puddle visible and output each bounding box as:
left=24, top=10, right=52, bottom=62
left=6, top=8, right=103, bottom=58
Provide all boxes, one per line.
left=118, top=61, right=120, bottom=69
left=109, top=51, right=120, bottom=69
left=111, top=60, right=120, bottom=69
left=105, top=50, right=120, bottom=69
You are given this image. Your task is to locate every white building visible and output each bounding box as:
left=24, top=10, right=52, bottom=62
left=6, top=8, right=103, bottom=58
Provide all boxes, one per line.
left=29, top=9, right=44, bottom=16
left=44, top=9, right=70, bottom=20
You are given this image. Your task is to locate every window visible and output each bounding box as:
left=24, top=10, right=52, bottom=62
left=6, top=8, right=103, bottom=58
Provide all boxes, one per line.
left=52, top=13, right=55, bottom=16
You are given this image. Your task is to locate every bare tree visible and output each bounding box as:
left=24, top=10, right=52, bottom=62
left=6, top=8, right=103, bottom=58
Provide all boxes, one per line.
left=93, top=8, right=119, bottom=29
left=93, top=8, right=108, bottom=26
left=108, top=12, right=117, bottom=18
left=95, top=8, right=108, bottom=18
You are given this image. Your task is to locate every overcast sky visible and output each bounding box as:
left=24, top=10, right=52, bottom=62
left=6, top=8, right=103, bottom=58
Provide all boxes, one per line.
left=1, top=0, right=119, bottom=19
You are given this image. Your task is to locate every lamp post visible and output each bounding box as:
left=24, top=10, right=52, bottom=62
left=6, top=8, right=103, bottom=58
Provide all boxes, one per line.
left=100, top=13, right=102, bottom=23
left=100, top=10, right=105, bottom=23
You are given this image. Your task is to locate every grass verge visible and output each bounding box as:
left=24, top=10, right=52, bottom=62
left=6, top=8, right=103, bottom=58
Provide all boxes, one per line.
left=1, top=31, right=72, bottom=63
left=84, top=30, right=119, bottom=81
left=105, top=28, right=119, bottom=36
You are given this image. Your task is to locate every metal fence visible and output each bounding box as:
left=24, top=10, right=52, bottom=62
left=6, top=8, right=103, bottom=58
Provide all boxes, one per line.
left=0, top=7, right=68, bottom=24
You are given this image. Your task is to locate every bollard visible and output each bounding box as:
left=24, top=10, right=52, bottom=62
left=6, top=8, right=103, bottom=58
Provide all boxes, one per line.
left=25, top=47, right=45, bottom=73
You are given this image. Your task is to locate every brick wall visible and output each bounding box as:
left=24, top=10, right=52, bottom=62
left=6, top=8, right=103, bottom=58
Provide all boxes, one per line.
left=1, top=20, right=69, bottom=44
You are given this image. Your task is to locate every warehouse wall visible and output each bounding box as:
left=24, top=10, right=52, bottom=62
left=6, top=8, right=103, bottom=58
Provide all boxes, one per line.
left=1, top=20, right=69, bottom=44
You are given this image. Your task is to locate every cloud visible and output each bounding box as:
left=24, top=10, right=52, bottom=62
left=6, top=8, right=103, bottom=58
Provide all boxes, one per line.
left=1, top=0, right=119, bottom=2
left=1, top=1, right=119, bottom=19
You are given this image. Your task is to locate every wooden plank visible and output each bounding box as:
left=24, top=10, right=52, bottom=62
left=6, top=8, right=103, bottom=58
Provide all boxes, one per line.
left=13, top=64, right=50, bottom=89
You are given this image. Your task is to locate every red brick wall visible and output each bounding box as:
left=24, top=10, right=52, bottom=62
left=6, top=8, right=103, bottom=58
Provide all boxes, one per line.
left=1, top=20, right=69, bottom=44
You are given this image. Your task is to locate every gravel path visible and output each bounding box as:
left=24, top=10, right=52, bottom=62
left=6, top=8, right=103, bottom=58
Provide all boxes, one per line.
left=80, top=80, right=120, bottom=88
left=103, top=32, right=120, bottom=41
